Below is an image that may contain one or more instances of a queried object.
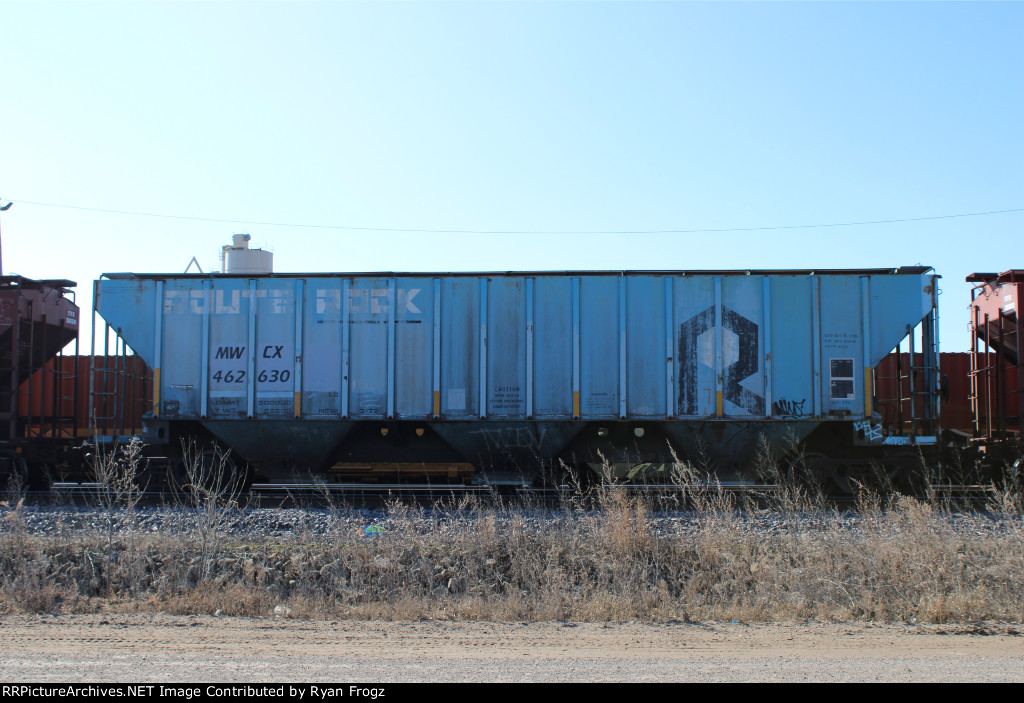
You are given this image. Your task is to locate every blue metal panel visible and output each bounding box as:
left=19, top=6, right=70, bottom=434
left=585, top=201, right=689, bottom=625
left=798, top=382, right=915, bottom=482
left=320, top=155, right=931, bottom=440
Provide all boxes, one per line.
left=762, top=277, right=773, bottom=416
left=341, top=278, right=351, bottom=418
left=93, top=278, right=156, bottom=362
left=819, top=275, right=863, bottom=416
left=303, top=278, right=343, bottom=417
left=394, top=276, right=433, bottom=419
left=721, top=275, right=766, bottom=417
left=579, top=276, right=618, bottom=418
left=432, top=278, right=441, bottom=418
left=160, top=279, right=203, bottom=418
left=672, top=277, right=716, bottom=417
left=572, top=277, right=580, bottom=418
left=811, top=276, right=822, bottom=418
left=618, top=277, right=626, bottom=419
left=866, top=275, right=934, bottom=363
left=153, top=280, right=163, bottom=418
left=768, top=276, right=814, bottom=420
left=532, top=277, right=572, bottom=418
left=200, top=279, right=211, bottom=418
left=479, top=279, right=488, bottom=418
left=664, top=278, right=673, bottom=417
left=348, top=277, right=390, bottom=418
left=293, top=279, right=304, bottom=418
left=486, top=277, right=527, bottom=418
left=207, top=279, right=250, bottom=419
left=714, top=277, right=723, bottom=417
left=625, top=276, right=666, bottom=418
left=525, top=278, right=534, bottom=418
left=246, top=280, right=256, bottom=418
left=387, top=278, right=396, bottom=419
left=440, top=277, right=479, bottom=418
left=253, top=279, right=296, bottom=419
left=861, top=276, right=872, bottom=418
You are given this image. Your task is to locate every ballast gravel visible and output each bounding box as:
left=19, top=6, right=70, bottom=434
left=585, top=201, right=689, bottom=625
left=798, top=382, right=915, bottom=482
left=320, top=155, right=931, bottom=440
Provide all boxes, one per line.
left=2, top=502, right=1021, bottom=540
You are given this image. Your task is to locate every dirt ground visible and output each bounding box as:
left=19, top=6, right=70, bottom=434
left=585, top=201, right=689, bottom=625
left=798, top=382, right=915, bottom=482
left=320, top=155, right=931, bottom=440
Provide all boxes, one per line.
left=2, top=615, right=1023, bottom=682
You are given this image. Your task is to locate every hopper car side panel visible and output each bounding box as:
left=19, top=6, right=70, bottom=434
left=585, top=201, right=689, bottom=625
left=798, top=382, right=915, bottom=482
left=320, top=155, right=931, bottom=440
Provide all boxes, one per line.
left=94, top=268, right=940, bottom=484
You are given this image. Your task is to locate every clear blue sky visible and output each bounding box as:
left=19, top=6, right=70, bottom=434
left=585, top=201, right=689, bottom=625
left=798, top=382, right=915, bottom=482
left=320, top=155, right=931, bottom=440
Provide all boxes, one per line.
left=1, top=1, right=1021, bottom=352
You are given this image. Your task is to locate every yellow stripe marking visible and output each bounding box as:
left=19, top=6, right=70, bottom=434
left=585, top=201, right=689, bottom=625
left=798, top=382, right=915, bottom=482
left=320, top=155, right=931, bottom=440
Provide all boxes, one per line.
left=573, top=391, right=580, bottom=418
left=294, top=391, right=301, bottom=418
left=716, top=390, right=723, bottom=417
left=433, top=390, right=441, bottom=416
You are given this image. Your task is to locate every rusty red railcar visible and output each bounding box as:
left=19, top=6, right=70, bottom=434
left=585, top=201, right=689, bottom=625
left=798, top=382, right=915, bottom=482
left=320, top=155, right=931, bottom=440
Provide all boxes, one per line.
left=874, top=352, right=1017, bottom=437
left=0, top=276, right=80, bottom=483
left=17, top=355, right=151, bottom=441
left=967, top=270, right=1023, bottom=440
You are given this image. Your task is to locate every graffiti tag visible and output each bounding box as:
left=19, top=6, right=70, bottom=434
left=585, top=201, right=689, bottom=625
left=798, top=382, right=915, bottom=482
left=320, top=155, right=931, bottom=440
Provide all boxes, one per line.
left=468, top=426, right=547, bottom=453
left=772, top=398, right=806, bottom=419
left=852, top=421, right=910, bottom=444
left=853, top=420, right=882, bottom=441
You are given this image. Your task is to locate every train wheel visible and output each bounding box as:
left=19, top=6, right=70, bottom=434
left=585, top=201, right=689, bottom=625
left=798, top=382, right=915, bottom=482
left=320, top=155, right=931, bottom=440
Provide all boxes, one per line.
left=1007, top=455, right=1024, bottom=494
left=881, top=451, right=927, bottom=494
left=165, top=457, right=188, bottom=494
left=171, top=446, right=246, bottom=501
left=563, top=463, right=596, bottom=492
left=824, top=459, right=857, bottom=496
left=197, top=449, right=244, bottom=496
left=26, top=462, right=54, bottom=491
left=785, top=451, right=831, bottom=492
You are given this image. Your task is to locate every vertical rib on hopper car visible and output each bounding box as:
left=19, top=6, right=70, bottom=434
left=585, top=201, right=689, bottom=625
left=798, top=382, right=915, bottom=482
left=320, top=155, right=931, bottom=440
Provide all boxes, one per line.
left=93, top=268, right=941, bottom=487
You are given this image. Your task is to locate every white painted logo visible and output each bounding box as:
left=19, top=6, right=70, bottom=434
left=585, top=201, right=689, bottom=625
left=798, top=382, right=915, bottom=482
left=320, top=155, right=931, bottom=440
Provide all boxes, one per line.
left=314, top=287, right=422, bottom=315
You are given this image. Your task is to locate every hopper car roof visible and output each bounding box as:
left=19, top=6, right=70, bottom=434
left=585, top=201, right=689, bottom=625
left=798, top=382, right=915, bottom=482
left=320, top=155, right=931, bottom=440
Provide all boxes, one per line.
left=966, top=270, right=1024, bottom=284
left=0, top=275, right=77, bottom=291
left=101, top=266, right=934, bottom=280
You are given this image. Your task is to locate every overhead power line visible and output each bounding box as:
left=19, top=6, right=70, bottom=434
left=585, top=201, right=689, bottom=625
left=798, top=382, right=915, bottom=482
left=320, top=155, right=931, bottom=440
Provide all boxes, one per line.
left=10, top=198, right=1024, bottom=235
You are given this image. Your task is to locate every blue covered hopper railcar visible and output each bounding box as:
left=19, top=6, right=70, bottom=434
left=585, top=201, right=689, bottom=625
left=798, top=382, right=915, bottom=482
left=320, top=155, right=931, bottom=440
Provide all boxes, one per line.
left=93, top=267, right=941, bottom=487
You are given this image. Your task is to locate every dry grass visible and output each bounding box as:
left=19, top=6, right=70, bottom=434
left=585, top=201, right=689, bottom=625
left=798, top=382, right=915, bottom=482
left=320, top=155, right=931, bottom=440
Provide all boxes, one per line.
left=1, top=458, right=1023, bottom=623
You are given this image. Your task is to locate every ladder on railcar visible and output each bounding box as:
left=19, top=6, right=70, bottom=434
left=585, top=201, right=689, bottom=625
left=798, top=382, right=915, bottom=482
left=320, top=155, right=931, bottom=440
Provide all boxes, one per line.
left=969, top=305, right=1022, bottom=438
left=873, top=311, right=941, bottom=441
left=0, top=302, right=81, bottom=449
left=89, top=321, right=151, bottom=446
left=19, top=325, right=80, bottom=443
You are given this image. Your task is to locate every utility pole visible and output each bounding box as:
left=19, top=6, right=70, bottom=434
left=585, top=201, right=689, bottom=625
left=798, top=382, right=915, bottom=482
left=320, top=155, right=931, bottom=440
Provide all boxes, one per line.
left=0, top=199, right=11, bottom=276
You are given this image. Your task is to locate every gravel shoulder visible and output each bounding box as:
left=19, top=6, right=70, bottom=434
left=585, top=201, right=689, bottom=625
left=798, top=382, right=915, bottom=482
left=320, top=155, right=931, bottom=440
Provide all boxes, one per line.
left=3, top=615, right=1023, bottom=682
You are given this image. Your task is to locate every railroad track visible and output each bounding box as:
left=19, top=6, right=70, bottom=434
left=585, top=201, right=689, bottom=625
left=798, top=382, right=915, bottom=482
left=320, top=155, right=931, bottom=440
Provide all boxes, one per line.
left=16, top=480, right=999, bottom=510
